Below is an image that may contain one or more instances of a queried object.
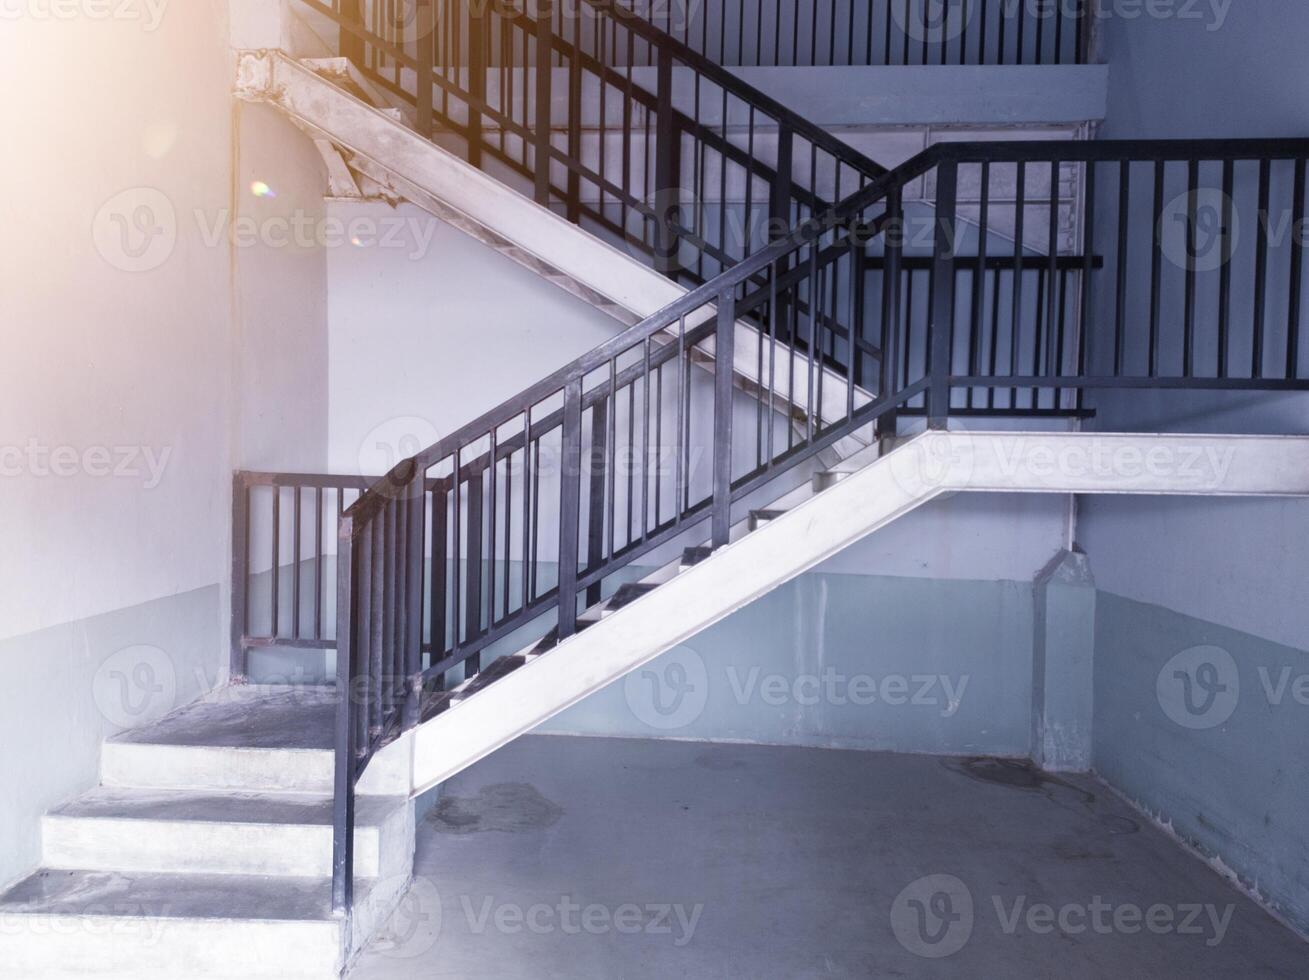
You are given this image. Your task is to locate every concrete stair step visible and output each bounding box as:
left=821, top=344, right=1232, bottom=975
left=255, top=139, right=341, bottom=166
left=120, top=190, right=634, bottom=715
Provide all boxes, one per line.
left=0, top=868, right=359, bottom=979
left=748, top=508, right=787, bottom=531
left=42, top=787, right=408, bottom=879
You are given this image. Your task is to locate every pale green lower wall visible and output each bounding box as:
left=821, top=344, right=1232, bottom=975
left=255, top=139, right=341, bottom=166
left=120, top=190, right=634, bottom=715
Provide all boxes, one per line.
left=0, top=585, right=221, bottom=889
left=537, top=571, right=1036, bottom=757
left=1093, top=591, right=1309, bottom=937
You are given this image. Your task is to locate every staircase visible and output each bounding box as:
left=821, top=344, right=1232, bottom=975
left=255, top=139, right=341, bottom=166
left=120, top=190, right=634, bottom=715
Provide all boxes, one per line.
left=3, top=0, right=1309, bottom=975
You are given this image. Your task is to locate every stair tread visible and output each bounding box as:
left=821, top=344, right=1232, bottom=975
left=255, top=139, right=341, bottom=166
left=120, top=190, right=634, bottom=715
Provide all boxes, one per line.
left=604, top=582, right=658, bottom=611
left=680, top=545, right=714, bottom=567
left=111, top=686, right=336, bottom=752
left=0, top=868, right=370, bottom=922
left=49, top=786, right=403, bottom=828
left=750, top=508, right=787, bottom=520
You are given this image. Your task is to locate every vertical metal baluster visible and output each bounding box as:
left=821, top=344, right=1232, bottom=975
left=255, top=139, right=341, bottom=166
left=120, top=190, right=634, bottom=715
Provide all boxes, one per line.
left=270, top=485, right=281, bottom=638
left=431, top=481, right=448, bottom=672
left=451, top=449, right=462, bottom=648
left=929, top=160, right=960, bottom=425
left=1253, top=158, right=1271, bottom=378
left=642, top=340, right=652, bottom=540
left=1217, top=160, right=1234, bottom=379
left=881, top=187, right=904, bottom=443
left=970, top=162, right=991, bottom=408
left=586, top=393, right=608, bottom=608
left=1115, top=160, right=1130, bottom=375
left=314, top=487, right=324, bottom=641
left=713, top=287, right=737, bottom=546
left=1044, top=159, right=1060, bottom=405
left=520, top=415, right=532, bottom=612
left=464, top=468, right=483, bottom=675
left=369, top=516, right=384, bottom=740
left=1011, top=160, right=1026, bottom=408
left=292, top=486, right=302, bottom=640
left=502, top=447, right=512, bottom=622
left=534, top=2, right=553, bottom=205
left=230, top=476, right=250, bottom=679
left=558, top=380, right=584, bottom=638
left=1079, top=160, right=1096, bottom=407
left=1149, top=160, right=1165, bottom=377
left=487, top=430, right=498, bottom=626
left=1183, top=159, right=1199, bottom=377
left=1289, top=158, right=1306, bottom=379
left=330, top=511, right=357, bottom=917
left=675, top=315, right=687, bottom=517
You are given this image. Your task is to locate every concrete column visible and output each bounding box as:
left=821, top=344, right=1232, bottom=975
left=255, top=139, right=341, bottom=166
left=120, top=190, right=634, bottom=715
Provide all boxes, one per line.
left=1031, top=549, right=1096, bottom=772
left=230, top=0, right=296, bottom=51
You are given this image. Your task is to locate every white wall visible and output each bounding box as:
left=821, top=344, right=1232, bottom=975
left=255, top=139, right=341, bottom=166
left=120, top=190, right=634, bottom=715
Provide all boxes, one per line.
left=0, top=0, right=236, bottom=888
left=0, top=2, right=235, bottom=642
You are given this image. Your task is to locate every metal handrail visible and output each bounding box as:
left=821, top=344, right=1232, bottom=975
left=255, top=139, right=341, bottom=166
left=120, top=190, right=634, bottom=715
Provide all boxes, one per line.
left=318, top=117, right=1309, bottom=915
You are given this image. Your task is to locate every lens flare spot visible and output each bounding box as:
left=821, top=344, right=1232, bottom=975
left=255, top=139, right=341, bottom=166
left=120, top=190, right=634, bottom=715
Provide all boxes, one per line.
left=250, top=180, right=276, bottom=199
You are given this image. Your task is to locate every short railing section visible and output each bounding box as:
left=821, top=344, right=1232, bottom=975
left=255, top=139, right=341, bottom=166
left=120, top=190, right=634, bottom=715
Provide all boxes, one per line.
left=230, top=135, right=1309, bottom=918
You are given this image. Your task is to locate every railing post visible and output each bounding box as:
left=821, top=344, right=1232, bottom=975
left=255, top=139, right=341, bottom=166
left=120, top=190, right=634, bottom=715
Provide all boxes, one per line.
left=585, top=400, right=607, bottom=608
left=652, top=47, right=680, bottom=276
left=340, top=0, right=364, bottom=67
left=403, top=473, right=425, bottom=729
left=557, top=378, right=584, bottom=638
left=331, top=516, right=358, bottom=917
left=712, top=288, right=736, bottom=548
left=463, top=471, right=484, bottom=675
left=928, top=160, right=959, bottom=428
left=229, top=473, right=250, bottom=682
left=415, top=1, right=434, bottom=138
left=878, top=186, right=903, bottom=453
left=533, top=0, right=554, bottom=205
left=467, top=1, right=486, bottom=169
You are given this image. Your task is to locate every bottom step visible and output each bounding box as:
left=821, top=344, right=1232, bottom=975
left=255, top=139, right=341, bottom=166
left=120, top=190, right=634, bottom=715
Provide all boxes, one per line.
left=0, top=868, right=352, bottom=979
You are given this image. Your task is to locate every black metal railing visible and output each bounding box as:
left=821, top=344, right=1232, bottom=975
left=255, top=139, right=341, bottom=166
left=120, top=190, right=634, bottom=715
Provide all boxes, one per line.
left=228, top=137, right=1309, bottom=916
left=298, top=0, right=886, bottom=293
left=589, top=0, right=1091, bottom=66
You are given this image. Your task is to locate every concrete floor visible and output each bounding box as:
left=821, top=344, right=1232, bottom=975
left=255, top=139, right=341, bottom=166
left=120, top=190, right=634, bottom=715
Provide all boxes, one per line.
left=347, top=735, right=1306, bottom=979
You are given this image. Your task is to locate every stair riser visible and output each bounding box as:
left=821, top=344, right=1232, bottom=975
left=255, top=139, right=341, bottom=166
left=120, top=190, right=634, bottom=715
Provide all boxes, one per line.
left=0, top=917, right=342, bottom=980
left=41, top=817, right=382, bottom=879
left=101, top=744, right=336, bottom=794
